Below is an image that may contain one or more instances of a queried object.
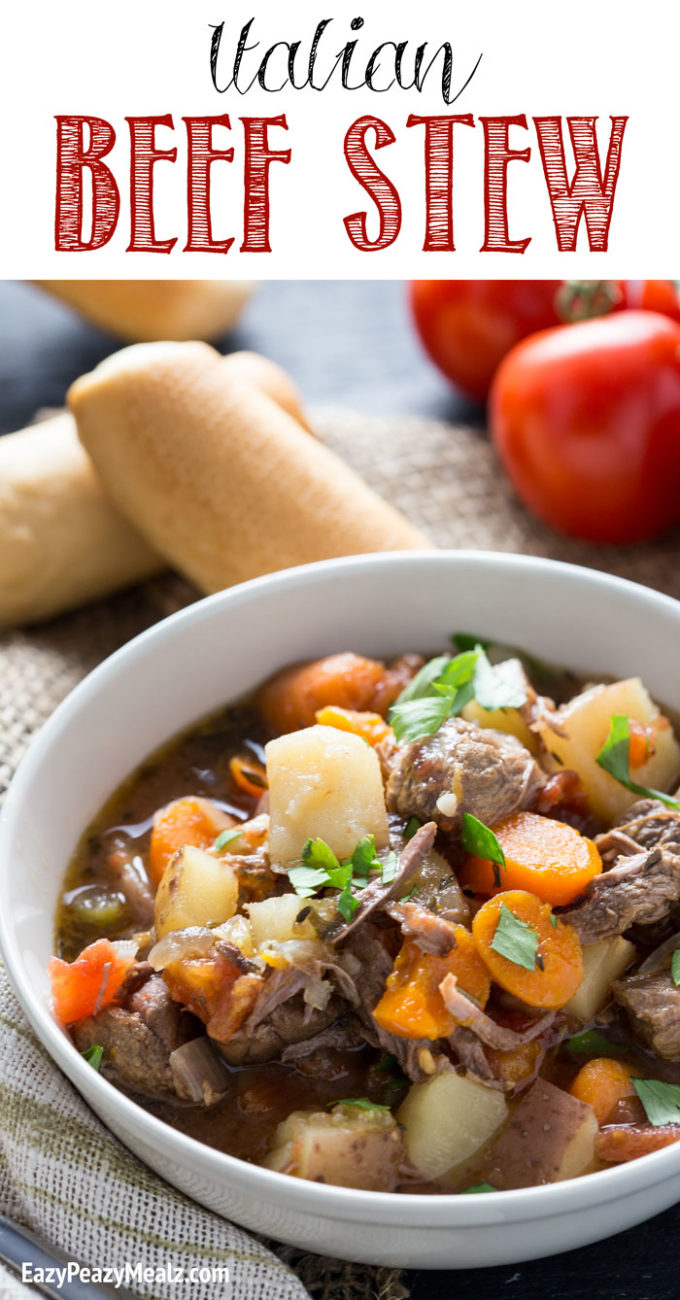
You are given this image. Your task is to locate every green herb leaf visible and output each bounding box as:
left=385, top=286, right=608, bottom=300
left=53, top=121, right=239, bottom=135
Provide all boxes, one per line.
left=436, top=650, right=479, bottom=690
left=490, top=903, right=539, bottom=971
left=351, top=834, right=379, bottom=878
left=213, top=828, right=243, bottom=853
left=380, top=851, right=400, bottom=885
left=564, top=1028, right=624, bottom=1057
left=399, top=884, right=420, bottom=902
left=389, top=694, right=454, bottom=744
left=461, top=813, right=506, bottom=868
left=302, top=837, right=342, bottom=872
left=288, top=865, right=329, bottom=898
left=393, top=655, right=452, bottom=706
left=81, top=1044, right=103, bottom=1071
left=460, top=1181, right=496, bottom=1194
left=452, top=633, right=492, bottom=653
left=672, top=951, right=680, bottom=987
left=633, top=1078, right=680, bottom=1126
left=332, top=1098, right=390, bottom=1111
left=596, top=716, right=680, bottom=810
left=404, top=817, right=422, bottom=842
left=336, top=880, right=361, bottom=922
left=549, top=913, right=558, bottom=928
left=472, top=648, right=527, bottom=711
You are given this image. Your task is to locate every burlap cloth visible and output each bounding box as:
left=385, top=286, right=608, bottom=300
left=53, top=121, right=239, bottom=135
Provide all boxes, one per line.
left=1, top=406, right=679, bottom=1300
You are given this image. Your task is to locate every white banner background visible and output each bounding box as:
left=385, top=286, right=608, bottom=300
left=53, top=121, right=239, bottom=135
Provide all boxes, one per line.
left=0, top=0, right=674, bottom=277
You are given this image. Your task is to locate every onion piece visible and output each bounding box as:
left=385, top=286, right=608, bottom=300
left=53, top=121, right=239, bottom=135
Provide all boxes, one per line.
left=169, top=1037, right=229, bottom=1105
left=148, top=927, right=217, bottom=970
left=638, top=931, right=680, bottom=974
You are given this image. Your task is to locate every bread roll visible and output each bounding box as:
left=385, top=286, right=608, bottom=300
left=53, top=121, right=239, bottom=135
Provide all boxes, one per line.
left=35, top=280, right=254, bottom=343
left=0, top=352, right=308, bottom=627
left=69, top=341, right=427, bottom=593
left=0, top=414, right=163, bottom=627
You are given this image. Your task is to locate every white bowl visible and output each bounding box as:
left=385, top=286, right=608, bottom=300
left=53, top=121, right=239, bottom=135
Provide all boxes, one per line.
left=2, top=550, right=680, bottom=1269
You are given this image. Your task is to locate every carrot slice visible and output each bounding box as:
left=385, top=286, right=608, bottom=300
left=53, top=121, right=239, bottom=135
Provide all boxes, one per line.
left=258, top=653, right=387, bottom=733
left=315, top=705, right=393, bottom=747
left=373, top=930, right=491, bottom=1040
left=596, top=1123, right=680, bottom=1163
left=472, top=889, right=583, bottom=1009
left=460, top=811, right=602, bottom=906
left=148, top=796, right=234, bottom=887
left=48, top=938, right=135, bottom=1026
left=229, top=755, right=268, bottom=799
left=569, top=1058, right=635, bottom=1124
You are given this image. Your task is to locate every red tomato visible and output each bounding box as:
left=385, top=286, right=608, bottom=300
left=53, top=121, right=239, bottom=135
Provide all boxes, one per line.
left=410, top=281, right=563, bottom=402
left=490, top=311, right=680, bottom=544
left=410, top=280, right=680, bottom=401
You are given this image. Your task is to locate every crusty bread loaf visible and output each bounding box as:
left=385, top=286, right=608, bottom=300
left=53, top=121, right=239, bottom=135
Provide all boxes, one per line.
left=0, top=351, right=308, bottom=627
left=0, top=413, right=163, bottom=627
left=69, top=341, right=427, bottom=593
left=35, top=280, right=254, bottom=343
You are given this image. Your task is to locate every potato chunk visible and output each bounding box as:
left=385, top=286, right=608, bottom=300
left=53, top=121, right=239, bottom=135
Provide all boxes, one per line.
left=565, top=935, right=636, bottom=1022
left=246, top=894, right=316, bottom=948
left=266, top=724, right=389, bottom=864
left=487, top=1079, right=597, bottom=1188
left=536, top=678, right=680, bottom=822
left=264, top=1104, right=404, bottom=1191
left=398, top=1071, right=508, bottom=1181
left=154, top=845, right=238, bottom=937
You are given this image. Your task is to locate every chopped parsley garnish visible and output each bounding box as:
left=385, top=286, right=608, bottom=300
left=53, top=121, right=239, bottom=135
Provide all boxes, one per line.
left=287, top=865, right=330, bottom=898
left=596, top=716, right=679, bottom=809
left=302, top=837, right=343, bottom=873
left=549, top=913, right=558, bottom=929
left=380, top=851, right=400, bottom=885
left=351, top=835, right=379, bottom=878
left=213, top=828, right=242, bottom=853
left=404, top=817, right=422, bottom=842
left=672, top=951, right=680, bottom=986
left=389, top=694, right=453, bottom=744
left=81, top=1044, right=103, bottom=1071
left=461, top=813, right=506, bottom=868
left=633, top=1078, right=680, bottom=1126
left=460, top=1181, right=496, bottom=1194
left=452, top=633, right=492, bottom=653
left=289, top=834, right=393, bottom=919
left=337, top=880, right=361, bottom=922
left=490, top=903, right=539, bottom=971
left=399, top=884, right=419, bottom=902
left=389, top=646, right=527, bottom=745
left=332, top=1098, right=390, bottom=1112
left=564, top=1029, right=624, bottom=1057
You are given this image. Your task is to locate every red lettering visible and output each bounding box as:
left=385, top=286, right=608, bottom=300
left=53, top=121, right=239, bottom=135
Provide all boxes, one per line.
left=344, top=116, right=401, bottom=251
left=55, top=116, right=119, bottom=251
left=406, top=114, right=475, bottom=252
left=534, top=115, right=628, bottom=252
left=481, top=115, right=531, bottom=253
left=183, top=116, right=235, bottom=254
left=126, top=115, right=177, bottom=253
left=240, top=116, right=291, bottom=253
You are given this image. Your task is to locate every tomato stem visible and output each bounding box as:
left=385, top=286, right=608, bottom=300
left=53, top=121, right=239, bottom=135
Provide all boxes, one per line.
left=555, top=280, right=623, bottom=324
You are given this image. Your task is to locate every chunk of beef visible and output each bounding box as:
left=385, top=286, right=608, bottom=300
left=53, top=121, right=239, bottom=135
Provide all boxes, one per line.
left=385, top=899, right=461, bottom=954
left=384, top=718, right=544, bottom=832
left=564, top=798, right=680, bottom=942
left=217, top=990, right=345, bottom=1065
left=565, top=846, right=680, bottom=943
left=73, top=972, right=199, bottom=1098
left=613, top=968, right=680, bottom=1059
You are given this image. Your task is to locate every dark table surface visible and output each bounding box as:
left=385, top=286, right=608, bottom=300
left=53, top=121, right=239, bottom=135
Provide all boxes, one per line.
left=0, top=278, right=677, bottom=1299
